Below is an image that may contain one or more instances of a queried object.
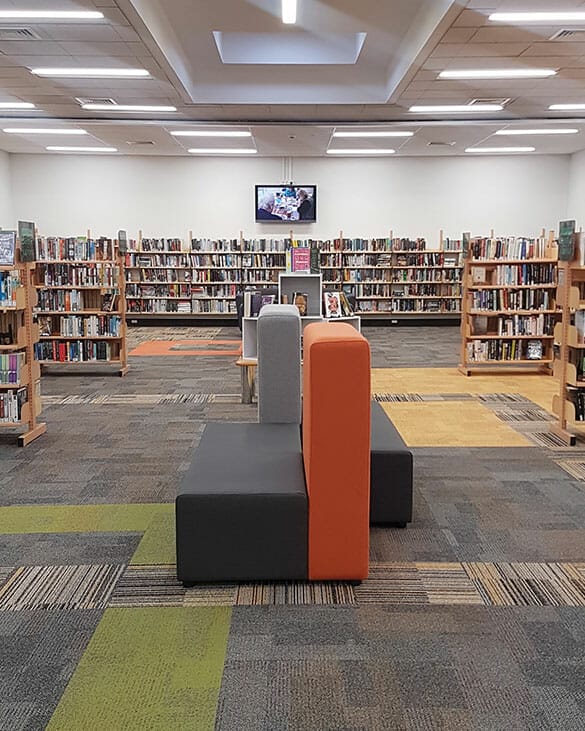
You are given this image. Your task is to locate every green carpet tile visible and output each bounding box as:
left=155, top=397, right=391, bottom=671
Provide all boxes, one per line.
left=47, top=607, right=231, bottom=731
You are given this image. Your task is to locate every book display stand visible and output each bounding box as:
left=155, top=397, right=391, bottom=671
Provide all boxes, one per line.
left=34, top=231, right=128, bottom=376
left=0, top=241, right=46, bottom=446
left=459, top=230, right=558, bottom=376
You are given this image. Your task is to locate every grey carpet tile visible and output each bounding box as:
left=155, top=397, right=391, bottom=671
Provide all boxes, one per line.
left=0, top=609, right=102, bottom=731
left=0, top=532, right=141, bottom=567
left=216, top=605, right=585, bottom=731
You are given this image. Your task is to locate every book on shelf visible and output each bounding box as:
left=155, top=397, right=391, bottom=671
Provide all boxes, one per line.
left=0, top=231, right=16, bottom=267
left=526, top=340, right=543, bottom=360
left=0, top=352, right=25, bottom=384
left=261, top=294, right=275, bottom=310
left=575, top=311, right=585, bottom=343
left=323, top=291, right=342, bottom=318
left=0, top=270, right=20, bottom=307
left=0, top=386, right=28, bottom=423
left=287, top=247, right=311, bottom=273
left=102, top=293, right=117, bottom=312
left=292, top=292, right=308, bottom=316
left=339, top=292, right=354, bottom=316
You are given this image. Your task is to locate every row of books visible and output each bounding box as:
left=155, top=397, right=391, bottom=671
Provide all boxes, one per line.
left=37, top=263, right=119, bottom=287
left=469, top=237, right=549, bottom=261
left=478, top=314, right=557, bottom=337
left=0, top=271, right=20, bottom=307
left=470, top=289, right=553, bottom=312
left=35, top=237, right=115, bottom=262
left=38, top=315, right=121, bottom=338
left=0, top=387, right=28, bottom=422
left=392, top=269, right=462, bottom=283
left=567, top=387, right=585, bottom=421
left=358, top=298, right=461, bottom=313
left=140, top=238, right=183, bottom=252
left=34, top=340, right=116, bottom=362
left=491, top=263, right=556, bottom=286
left=191, top=239, right=239, bottom=253
left=466, top=339, right=544, bottom=362
left=351, top=283, right=462, bottom=297
left=191, top=298, right=237, bottom=314
left=0, top=352, right=25, bottom=384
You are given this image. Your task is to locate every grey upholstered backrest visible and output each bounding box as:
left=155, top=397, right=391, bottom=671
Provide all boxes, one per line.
left=257, top=304, right=302, bottom=424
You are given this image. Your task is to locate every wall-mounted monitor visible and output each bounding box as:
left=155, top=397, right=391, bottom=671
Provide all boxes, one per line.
left=255, top=185, right=317, bottom=223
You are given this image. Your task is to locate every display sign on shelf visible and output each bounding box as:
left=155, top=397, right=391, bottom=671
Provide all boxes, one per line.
left=17, top=221, right=35, bottom=263
left=558, top=220, right=576, bottom=261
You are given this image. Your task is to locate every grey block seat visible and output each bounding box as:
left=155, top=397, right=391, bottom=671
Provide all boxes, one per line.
left=176, top=422, right=307, bottom=583
left=370, top=400, right=413, bottom=527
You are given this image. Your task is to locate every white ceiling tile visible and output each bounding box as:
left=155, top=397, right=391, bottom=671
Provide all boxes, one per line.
left=0, top=41, right=65, bottom=56
left=58, top=41, right=135, bottom=56
left=452, top=9, right=490, bottom=28
left=440, top=27, right=477, bottom=44
left=522, top=43, right=585, bottom=56
left=42, top=25, right=122, bottom=43
left=453, top=43, right=532, bottom=57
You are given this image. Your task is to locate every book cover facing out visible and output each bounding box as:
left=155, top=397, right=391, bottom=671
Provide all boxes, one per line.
left=324, top=291, right=342, bottom=318
left=291, top=248, right=311, bottom=273
left=18, top=221, right=35, bottom=263
left=292, top=292, right=308, bottom=316
left=558, top=220, right=576, bottom=261
left=0, top=230, right=16, bottom=266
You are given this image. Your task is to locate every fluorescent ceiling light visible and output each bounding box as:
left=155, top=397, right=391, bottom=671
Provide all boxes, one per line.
left=282, top=0, right=297, bottom=24
left=82, top=104, right=176, bottom=112
left=46, top=146, right=117, bottom=152
left=172, top=130, right=252, bottom=137
left=32, top=68, right=150, bottom=78
left=0, top=10, right=104, bottom=19
left=188, top=148, right=257, bottom=154
left=549, top=104, right=585, bottom=111
left=326, top=149, right=396, bottom=155
left=332, top=131, right=413, bottom=138
left=489, top=12, right=585, bottom=23
left=3, top=128, right=87, bottom=135
left=439, top=68, right=556, bottom=79
left=0, top=102, right=35, bottom=109
left=465, top=147, right=535, bottom=153
left=495, top=128, right=578, bottom=135
left=410, top=104, right=503, bottom=112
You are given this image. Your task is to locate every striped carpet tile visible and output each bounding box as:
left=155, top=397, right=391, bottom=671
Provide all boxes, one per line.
left=234, top=582, right=356, bottom=606
left=355, top=562, right=483, bottom=606
left=0, top=564, right=124, bottom=611
left=42, top=393, right=232, bottom=406
left=493, top=408, right=553, bottom=423
left=554, top=460, right=585, bottom=481
left=0, top=567, right=13, bottom=587
left=372, top=393, right=424, bottom=402
left=462, top=562, right=585, bottom=607
left=477, top=393, right=531, bottom=403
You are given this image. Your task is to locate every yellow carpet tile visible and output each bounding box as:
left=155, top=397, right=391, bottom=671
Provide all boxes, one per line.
left=380, top=400, right=533, bottom=448
left=372, top=367, right=558, bottom=413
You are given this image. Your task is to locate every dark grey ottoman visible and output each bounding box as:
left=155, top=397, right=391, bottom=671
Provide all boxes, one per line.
left=370, top=400, right=413, bottom=527
left=176, top=422, right=307, bottom=583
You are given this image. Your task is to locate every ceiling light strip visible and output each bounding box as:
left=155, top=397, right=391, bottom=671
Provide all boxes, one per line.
left=549, top=104, right=585, bottom=111
left=409, top=104, right=503, bottom=113
left=494, top=128, right=579, bottom=136
left=0, top=11, right=104, bottom=19
left=172, top=130, right=251, bottom=137
left=82, top=104, right=176, bottom=112
left=3, top=128, right=87, bottom=135
left=0, top=102, right=36, bottom=109
left=188, top=148, right=257, bottom=154
left=326, top=149, right=396, bottom=155
left=489, top=12, right=585, bottom=23
left=465, top=147, right=535, bottom=153
left=439, top=69, right=556, bottom=79
left=332, top=131, right=413, bottom=138
left=46, top=146, right=117, bottom=153
left=32, top=68, right=150, bottom=78
left=282, top=0, right=297, bottom=24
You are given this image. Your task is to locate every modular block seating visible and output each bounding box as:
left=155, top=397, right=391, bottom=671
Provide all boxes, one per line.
left=176, top=322, right=371, bottom=584
left=370, top=400, right=413, bottom=527
left=257, top=304, right=301, bottom=424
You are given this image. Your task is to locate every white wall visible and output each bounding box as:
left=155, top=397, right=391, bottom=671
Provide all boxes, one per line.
left=0, top=151, right=13, bottom=228
left=568, top=150, right=585, bottom=229
left=9, top=152, right=570, bottom=245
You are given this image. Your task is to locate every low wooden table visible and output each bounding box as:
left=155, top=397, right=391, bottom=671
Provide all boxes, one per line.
left=236, top=357, right=257, bottom=404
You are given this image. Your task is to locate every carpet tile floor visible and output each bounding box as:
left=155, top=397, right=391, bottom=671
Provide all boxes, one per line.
left=0, top=325, right=584, bottom=729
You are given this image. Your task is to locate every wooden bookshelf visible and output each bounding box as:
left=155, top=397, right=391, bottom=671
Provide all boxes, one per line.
left=551, top=246, right=585, bottom=444
left=0, top=247, right=46, bottom=446
left=34, top=232, right=128, bottom=376
left=459, top=231, right=559, bottom=376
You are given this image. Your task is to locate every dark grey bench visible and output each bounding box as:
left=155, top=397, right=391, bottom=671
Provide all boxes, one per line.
left=176, top=422, right=307, bottom=584
left=370, top=400, right=413, bottom=527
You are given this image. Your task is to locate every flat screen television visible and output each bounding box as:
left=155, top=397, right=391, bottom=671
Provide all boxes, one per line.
left=255, top=185, right=316, bottom=223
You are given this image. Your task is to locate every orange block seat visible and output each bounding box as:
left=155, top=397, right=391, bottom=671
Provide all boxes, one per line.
left=302, top=322, right=371, bottom=580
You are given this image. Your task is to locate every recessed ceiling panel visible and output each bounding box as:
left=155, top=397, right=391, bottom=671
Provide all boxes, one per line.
left=212, top=31, right=367, bottom=65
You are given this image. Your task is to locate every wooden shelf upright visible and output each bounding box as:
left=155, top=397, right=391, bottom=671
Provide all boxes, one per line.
left=0, top=245, right=46, bottom=446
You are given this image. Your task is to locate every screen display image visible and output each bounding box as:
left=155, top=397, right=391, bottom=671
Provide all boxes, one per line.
left=255, top=185, right=316, bottom=223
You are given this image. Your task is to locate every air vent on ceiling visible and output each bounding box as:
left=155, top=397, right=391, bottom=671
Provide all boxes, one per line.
left=550, top=29, right=585, bottom=40
left=470, top=98, right=512, bottom=107
left=427, top=141, right=456, bottom=147
left=126, top=140, right=156, bottom=147
left=0, top=27, right=41, bottom=41
left=75, top=97, right=116, bottom=107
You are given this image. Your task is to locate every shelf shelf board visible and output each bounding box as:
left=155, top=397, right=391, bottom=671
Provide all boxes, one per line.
left=34, top=310, right=122, bottom=315
left=35, top=285, right=117, bottom=290
left=463, top=359, right=553, bottom=365
left=39, top=335, right=122, bottom=340
left=468, top=284, right=556, bottom=290
left=469, top=258, right=556, bottom=265
left=467, top=334, right=554, bottom=340
left=36, top=260, right=116, bottom=265
left=468, top=309, right=558, bottom=315
left=37, top=359, right=123, bottom=365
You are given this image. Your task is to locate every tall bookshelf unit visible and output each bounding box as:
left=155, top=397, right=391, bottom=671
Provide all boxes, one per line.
left=123, top=231, right=463, bottom=322
left=34, top=234, right=128, bottom=376
left=552, top=254, right=585, bottom=445
left=0, top=253, right=46, bottom=446
left=459, top=234, right=558, bottom=376
left=321, top=232, right=463, bottom=318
